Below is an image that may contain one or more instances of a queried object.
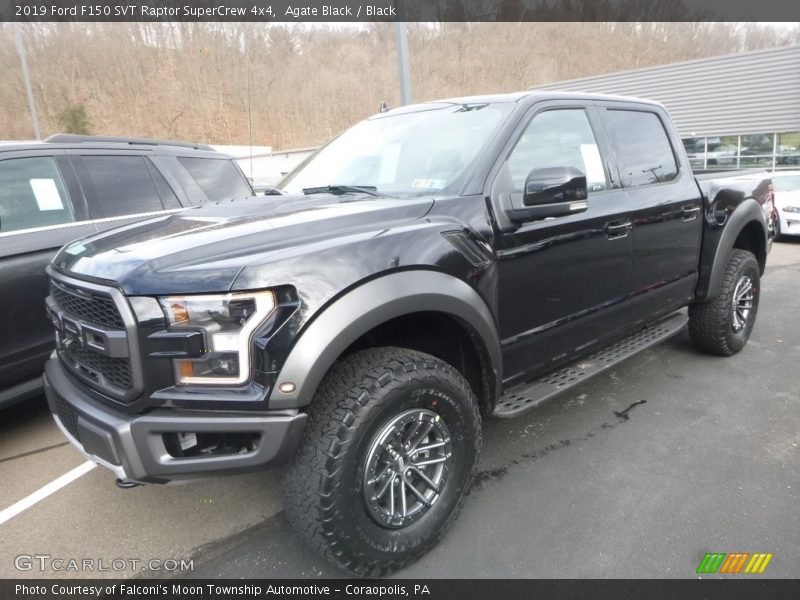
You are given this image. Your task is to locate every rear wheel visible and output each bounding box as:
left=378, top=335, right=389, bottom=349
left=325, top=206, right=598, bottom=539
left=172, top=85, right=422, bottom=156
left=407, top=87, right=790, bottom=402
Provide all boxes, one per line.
left=689, top=249, right=760, bottom=356
left=773, top=216, right=784, bottom=241
left=284, top=347, right=481, bottom=576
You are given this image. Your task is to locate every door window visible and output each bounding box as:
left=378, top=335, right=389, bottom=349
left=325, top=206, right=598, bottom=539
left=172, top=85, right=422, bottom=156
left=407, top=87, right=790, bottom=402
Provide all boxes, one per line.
left=79, top=155, right=168, bottom=219
left=0, top=157, right=75, bottom=233
left=505, top=108, right=608, bottom=193
left=604, top=110, right=679, bottom=187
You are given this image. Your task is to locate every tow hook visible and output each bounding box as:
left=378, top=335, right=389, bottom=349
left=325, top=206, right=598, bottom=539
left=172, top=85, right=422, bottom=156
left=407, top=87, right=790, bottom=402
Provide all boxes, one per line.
left=115, top=478, right=141, bottom=490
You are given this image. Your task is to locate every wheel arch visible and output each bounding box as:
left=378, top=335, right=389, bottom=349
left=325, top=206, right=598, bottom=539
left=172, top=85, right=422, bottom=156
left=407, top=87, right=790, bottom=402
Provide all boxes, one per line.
left=697, top=199, right=768, bottom=302
left=268, top=270, right=502, bottom=413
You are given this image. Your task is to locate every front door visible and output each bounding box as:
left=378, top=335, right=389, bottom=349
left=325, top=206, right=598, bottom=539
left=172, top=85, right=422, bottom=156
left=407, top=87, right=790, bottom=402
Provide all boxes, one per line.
left=0, top=153, right=94, bottom=394
left=492, top=103, right=632, bottom=385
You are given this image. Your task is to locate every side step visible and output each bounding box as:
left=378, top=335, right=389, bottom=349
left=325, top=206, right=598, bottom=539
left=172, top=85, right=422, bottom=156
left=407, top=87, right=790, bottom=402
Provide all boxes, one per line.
left=493, top=312, right=688, bottom=418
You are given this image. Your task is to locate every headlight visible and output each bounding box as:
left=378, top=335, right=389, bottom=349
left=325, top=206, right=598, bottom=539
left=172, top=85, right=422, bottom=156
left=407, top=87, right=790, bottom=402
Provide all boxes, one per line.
left=782, top=206, right=800, bottom=213
left=158, top=291, right=275, bottom=385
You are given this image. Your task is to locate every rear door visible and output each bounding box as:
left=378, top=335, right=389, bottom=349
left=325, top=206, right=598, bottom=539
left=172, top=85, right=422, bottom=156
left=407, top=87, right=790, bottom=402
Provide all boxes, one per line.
left=597, top=102, right=703, bottom=327
left=0, top=151, right=95, bottom=396
left=68, top=151, right=184, bottom=232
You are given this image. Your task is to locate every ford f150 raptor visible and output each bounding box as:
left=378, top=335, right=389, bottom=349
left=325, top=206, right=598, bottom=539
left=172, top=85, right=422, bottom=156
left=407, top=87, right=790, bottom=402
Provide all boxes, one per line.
left=43, top=92, right=773, bottom=575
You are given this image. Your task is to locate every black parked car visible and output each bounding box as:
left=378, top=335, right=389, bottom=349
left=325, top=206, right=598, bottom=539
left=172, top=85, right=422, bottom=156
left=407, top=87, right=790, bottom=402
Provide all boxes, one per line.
left=0, top=134, right=252, bottom=408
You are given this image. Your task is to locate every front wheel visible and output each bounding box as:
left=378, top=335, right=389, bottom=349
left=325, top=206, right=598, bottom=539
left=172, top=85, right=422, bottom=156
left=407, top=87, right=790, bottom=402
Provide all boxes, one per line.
left=284, top=347, right=481, bottom=577
left=689, top=249, right=760, bottom=356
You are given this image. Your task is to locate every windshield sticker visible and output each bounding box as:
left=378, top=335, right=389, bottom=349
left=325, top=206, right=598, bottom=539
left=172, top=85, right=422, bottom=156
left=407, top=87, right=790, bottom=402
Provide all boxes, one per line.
left=580, top=144, right=606, bottom=185
left=411, top=179, right=447, bottom=190
left=64, top=243, right=86, bottom=256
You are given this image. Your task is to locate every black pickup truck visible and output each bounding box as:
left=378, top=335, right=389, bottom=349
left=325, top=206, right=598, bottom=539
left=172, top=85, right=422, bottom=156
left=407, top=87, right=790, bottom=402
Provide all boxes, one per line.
left=43, top=92, right=772, bottom=576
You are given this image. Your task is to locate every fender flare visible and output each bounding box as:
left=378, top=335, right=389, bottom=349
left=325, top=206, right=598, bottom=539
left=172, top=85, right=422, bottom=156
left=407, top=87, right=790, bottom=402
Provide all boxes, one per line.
left=700, top=198, right=767, bottom=301
left=267, top=270, right=502, bottom=409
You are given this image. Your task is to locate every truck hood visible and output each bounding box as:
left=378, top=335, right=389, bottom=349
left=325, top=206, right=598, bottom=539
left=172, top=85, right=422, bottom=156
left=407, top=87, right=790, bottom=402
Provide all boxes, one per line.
left=52, top=194, right=435, bottom=294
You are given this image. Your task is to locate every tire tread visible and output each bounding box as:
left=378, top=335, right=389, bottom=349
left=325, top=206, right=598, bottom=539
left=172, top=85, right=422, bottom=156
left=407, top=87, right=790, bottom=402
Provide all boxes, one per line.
left=284, top=347, right=480, bottom=577
left=689, top=249, right=759, bottom=356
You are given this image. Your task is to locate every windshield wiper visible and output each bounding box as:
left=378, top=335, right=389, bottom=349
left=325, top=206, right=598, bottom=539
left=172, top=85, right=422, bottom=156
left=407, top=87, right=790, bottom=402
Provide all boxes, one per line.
left=302, top=184, right=385, bottom=198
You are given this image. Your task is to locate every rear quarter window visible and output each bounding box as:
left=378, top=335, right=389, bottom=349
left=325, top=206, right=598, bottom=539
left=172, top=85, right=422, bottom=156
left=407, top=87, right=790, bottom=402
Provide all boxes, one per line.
left=176, top=157, right=252, bottom=204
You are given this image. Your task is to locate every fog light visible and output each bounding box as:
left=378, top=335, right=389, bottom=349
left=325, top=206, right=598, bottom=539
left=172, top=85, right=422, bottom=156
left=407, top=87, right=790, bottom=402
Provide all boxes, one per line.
left=163, top=432, right=259, bottom=458
left=279, top=382, right=296, bottom=393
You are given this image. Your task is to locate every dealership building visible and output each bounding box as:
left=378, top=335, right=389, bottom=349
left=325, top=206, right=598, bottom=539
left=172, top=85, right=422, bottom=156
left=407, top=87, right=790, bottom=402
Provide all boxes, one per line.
left=535, top=44, right=800, bottom=171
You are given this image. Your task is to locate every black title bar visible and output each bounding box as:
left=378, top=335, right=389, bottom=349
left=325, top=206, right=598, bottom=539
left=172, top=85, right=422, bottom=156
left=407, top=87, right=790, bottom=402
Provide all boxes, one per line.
left=2, top=0, right=800, bottom=22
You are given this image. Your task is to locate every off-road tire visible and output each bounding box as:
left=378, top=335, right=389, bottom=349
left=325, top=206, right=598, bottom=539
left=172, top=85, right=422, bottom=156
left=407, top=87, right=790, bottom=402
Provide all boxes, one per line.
left=284, top=347, right=481, bottom=577
left=773, top=217, right=783, bottom=242
left=689, top=249, right=760, bottom=356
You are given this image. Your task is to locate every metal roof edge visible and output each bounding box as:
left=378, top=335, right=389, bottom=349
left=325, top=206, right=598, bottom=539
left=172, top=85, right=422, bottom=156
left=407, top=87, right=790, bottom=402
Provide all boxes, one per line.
left=532, top=44, right=800, bottom=89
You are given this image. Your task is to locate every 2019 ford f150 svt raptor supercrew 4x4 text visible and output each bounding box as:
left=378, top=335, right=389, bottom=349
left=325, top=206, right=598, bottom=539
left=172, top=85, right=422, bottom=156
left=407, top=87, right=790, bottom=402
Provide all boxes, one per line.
left=42, top=93, right=772, bottom=576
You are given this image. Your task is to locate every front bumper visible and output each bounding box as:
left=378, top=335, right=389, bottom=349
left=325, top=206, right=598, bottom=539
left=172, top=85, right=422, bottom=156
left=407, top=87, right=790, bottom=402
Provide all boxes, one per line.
left=44, top=356, right=307, bottom=484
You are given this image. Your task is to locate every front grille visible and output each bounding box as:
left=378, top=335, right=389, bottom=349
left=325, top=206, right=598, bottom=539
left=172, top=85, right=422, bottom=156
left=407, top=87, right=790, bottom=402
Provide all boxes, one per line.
left=49, top=273, right=139, bottom=402
left=63, top=345, right=134, bottom=390
left=50, top=282, right=124, bottom=329
left=52, top=393, right=80, bottom=441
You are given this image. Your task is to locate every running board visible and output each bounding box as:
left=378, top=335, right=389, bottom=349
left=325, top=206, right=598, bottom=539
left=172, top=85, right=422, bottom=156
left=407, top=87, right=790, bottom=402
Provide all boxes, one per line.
left=493, top=312, right=688, bottom=418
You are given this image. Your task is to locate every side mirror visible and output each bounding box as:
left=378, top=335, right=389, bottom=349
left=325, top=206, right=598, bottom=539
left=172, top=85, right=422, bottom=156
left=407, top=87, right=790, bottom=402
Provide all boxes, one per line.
left=524, top=167, right=588, bottom=206
left=500, top=166, right=590, bottom=224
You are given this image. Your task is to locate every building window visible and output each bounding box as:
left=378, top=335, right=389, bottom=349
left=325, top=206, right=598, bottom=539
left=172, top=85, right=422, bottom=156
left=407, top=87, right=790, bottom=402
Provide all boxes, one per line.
left=777, top=132, right=800, bottom=167
left=681, top=132, right=800, bottom=171
left=740, top=134, right=774, bottom=168
left=682, top=137, right=705, bottom=170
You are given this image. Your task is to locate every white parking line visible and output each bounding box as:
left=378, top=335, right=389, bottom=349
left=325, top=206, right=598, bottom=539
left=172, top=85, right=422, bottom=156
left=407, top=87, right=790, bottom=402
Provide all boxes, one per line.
left=0, top=461, right=96, bottom=526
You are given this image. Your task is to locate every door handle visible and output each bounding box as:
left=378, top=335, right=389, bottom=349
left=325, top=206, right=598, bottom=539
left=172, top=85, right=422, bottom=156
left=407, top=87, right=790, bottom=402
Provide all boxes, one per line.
left=605, top=220, right=632, bottom=240
left=682, top=205, right=701, bottom=222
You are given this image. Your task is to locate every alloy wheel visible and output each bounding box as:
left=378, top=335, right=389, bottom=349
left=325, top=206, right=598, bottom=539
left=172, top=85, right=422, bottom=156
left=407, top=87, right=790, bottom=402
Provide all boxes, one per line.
left=731, top=275, right=755, bottom=333
left=362, top=408, right=452, bottom=529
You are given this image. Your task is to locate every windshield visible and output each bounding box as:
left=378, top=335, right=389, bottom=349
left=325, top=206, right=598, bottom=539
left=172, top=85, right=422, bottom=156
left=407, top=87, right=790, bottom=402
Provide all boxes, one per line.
left=280, top=102, right=513, bottom=197
left=772, top=175, right=800, bottom=192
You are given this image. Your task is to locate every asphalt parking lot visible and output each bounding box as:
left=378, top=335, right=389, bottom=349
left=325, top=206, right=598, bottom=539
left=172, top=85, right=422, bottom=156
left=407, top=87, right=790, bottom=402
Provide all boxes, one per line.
left=1, top=240, right=798, bottom=580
